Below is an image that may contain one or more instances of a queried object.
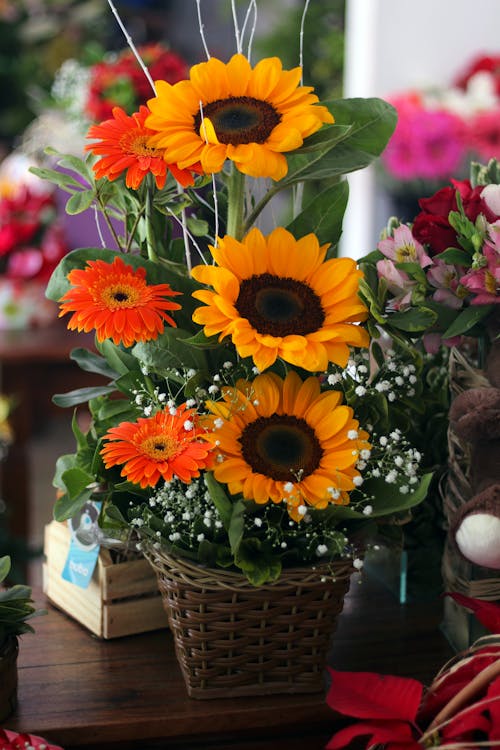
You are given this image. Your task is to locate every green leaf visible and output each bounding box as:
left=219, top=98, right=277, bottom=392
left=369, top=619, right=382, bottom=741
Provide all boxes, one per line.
left=179, top=330, right=221, bottom=349
left=97, top=339, right=139, bottom=375
left=234, top=539, right=282, bottom=586
left=286, top=180, right=349, bottom=247
left=228, top=498, right=246, bottom=554
left=434, top=248, right=473, bottom=265
left=61, top=466, right=96, bottom=499
left=29, top=166, right=82, bottom=189
left=186, top=216, right=210, bottom=236
left=442, top=304, right=495, bottom=338
left=204, top=472, right=233, bottom=530
left=70, top=348, right=118, bottom=379
left=282, top=97, right=397, bottom=185
left=53, top=488, right=95, bottom=522
left=133, top=328, right=208, bottom=375
left=65, top=190, right=95, bottom=215
left=0, top=557, right=11, bottom=583
left=52, top=385, right=115, bottom=408
left=388, top=306, right=438, bottom=332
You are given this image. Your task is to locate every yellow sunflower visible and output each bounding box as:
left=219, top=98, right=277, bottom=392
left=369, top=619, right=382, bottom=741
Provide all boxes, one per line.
left=204, top=370, right=371, bottom=521
left=145, top=53, right=333, bottom=180
left=191, top=227, right=369, bottom=372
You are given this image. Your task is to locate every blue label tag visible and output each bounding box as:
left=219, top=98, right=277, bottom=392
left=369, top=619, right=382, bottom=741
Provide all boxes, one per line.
left=61, top=500, right=102, bottom=589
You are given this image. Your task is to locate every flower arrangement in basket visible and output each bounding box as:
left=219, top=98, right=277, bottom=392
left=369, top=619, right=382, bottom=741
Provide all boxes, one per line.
left=380, top=52, right=500, bottom=202
left=33, top=1, right=436, bottom=698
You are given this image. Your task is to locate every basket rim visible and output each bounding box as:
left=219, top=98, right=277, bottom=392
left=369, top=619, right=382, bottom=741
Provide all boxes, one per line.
left=146, top=546, right=354, bottom=592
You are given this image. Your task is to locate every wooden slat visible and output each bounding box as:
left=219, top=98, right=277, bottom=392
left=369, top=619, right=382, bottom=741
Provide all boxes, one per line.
left=43, top=522, right=166, bottom=639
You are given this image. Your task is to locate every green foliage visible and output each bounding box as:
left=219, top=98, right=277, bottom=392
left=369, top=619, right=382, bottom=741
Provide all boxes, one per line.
left=0, top=557, right=45, bottom=647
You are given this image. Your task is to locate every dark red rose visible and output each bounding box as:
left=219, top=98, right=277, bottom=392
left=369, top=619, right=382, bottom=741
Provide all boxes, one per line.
left=412, top=179, right=498, bottom=254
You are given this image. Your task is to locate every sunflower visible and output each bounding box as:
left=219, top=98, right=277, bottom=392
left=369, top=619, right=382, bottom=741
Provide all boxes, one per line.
left=145, top=54, right=334, bottom=180
left=204, top=370, right=371, bottom=521
left=85, top=105, right=198, bottom=189
left=191, top=227, right=369, bottom=372
left=101, top=406, right=213, bottom=488
left=59, top=255, right=181, bottom=347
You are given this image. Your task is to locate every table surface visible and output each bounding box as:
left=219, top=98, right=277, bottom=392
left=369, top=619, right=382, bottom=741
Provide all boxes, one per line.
left=6, top=567, right=454, bottom=750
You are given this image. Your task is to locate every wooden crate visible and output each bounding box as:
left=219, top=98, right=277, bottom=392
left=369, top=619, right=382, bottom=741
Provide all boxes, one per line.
left=43, top=521, right=167, bottom=639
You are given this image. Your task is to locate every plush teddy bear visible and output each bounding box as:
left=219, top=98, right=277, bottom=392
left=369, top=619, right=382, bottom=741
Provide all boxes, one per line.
left=448, top=356, right=500, bottom=570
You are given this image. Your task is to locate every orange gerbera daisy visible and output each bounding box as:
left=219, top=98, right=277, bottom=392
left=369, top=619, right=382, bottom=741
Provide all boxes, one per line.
left=101, top=406, right=213, bottom=488
left=58, top=255, right=181, bottom=347
left=191, top=227, right=370, bottom=372
left=85, top=105, right=198, bottom=189
left=145, top=53, right=334, bottom=180
left=204, top=370, right=371, bottom=521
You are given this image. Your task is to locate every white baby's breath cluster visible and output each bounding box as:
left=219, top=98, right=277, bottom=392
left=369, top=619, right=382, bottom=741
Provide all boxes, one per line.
left=328, top=348, right=419, bottom=403
left=130, top=476, right=226, bottom=551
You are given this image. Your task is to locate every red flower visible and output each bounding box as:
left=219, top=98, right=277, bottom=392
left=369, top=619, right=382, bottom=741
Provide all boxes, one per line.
left=86, top=43, right=188, bottom=122
left=412, top=179, right=499, bottom=254
left=0, top=728, right=63, bottom=749
left=455, top=54, right=500, bottom=96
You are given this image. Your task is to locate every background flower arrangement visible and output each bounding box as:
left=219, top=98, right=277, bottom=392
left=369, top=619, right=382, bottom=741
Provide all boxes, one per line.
left=29, top=1, right=439, bottom=593
left=360, top=158, right=500, bottom=353
left=0, top=158, right=69, bottom=329
left=380, top=52, right=500, bottom=210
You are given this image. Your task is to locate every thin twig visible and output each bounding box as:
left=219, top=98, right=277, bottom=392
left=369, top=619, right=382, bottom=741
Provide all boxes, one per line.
left=299, top=0, right=311, bottom=83
left=231, top=0, right=242, bottom=54
left=241, top=0, right=258, bottom=60
left=195, top=0, right=211, bottom=60
left=106, top=0, right=156, bottom=96
left=165, top=206, right=207, bottom=266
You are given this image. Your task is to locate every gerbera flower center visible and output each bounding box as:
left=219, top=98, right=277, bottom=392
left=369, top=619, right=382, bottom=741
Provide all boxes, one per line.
left=140, top=434, right=179, bottom=461
left=239, top=414, right=323, bottom=481
left=194, top=96, right=281, bottom=145
left=101, top=283, right=143, bottom=309
left=236, top=273, right=326, bottom=336
left=120, top=131, right=160, bottom=157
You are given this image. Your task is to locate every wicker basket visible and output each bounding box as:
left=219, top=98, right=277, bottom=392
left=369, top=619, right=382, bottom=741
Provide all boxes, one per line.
left=149, top=551, right=353, bottom=699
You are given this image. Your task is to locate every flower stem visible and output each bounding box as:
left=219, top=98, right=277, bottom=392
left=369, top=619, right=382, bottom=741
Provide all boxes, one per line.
left=145, top=184, right=158, bottom=263
left=226, top=164, right=246, bottom=241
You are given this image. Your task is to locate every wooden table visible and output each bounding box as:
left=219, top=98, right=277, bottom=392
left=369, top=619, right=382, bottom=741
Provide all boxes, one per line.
left=7, top=568, right=454, bottom=750
left=0, top=321, right=99, bottom=541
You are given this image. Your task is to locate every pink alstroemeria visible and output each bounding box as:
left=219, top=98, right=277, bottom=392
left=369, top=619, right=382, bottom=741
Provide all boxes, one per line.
left=378, top=224, right=433, bottom=268
left=426, top=259, right=466, bottom=309
left=481, top=185, right=500, bottom=218
left=376, top=258, right=416, bottom=310
left=460, top=245, right=500, bottom=304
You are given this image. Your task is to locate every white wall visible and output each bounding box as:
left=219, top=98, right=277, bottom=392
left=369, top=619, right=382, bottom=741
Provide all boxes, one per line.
left=341, top=0, right=500, bottom=258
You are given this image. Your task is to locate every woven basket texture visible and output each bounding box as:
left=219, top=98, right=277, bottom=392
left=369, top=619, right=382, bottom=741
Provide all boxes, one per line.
left=149, top=551, right=353, bottom=699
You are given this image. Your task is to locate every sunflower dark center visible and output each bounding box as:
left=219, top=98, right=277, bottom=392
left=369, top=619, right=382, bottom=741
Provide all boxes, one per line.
left=235, top=273, right=325, bottom=336
left=193, top=96, right=281, bottom=145
left=240, top=414, right=323, bottom=481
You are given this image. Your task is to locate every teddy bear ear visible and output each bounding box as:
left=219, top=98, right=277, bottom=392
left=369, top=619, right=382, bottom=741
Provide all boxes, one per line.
left=452, top=484, right=500, bottom=569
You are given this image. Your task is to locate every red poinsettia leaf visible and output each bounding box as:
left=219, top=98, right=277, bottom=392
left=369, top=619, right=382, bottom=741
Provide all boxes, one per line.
left=326, top=719, right=420, bottom=750
left=486, top=676, right=500, bottom=740
left=445, top=592, right=500, bottom=633
left=326, top=668, right=423, bottom=721
left=441, top=704, right=491, bottom=740
left=420, top=652, right=500, bottom=722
